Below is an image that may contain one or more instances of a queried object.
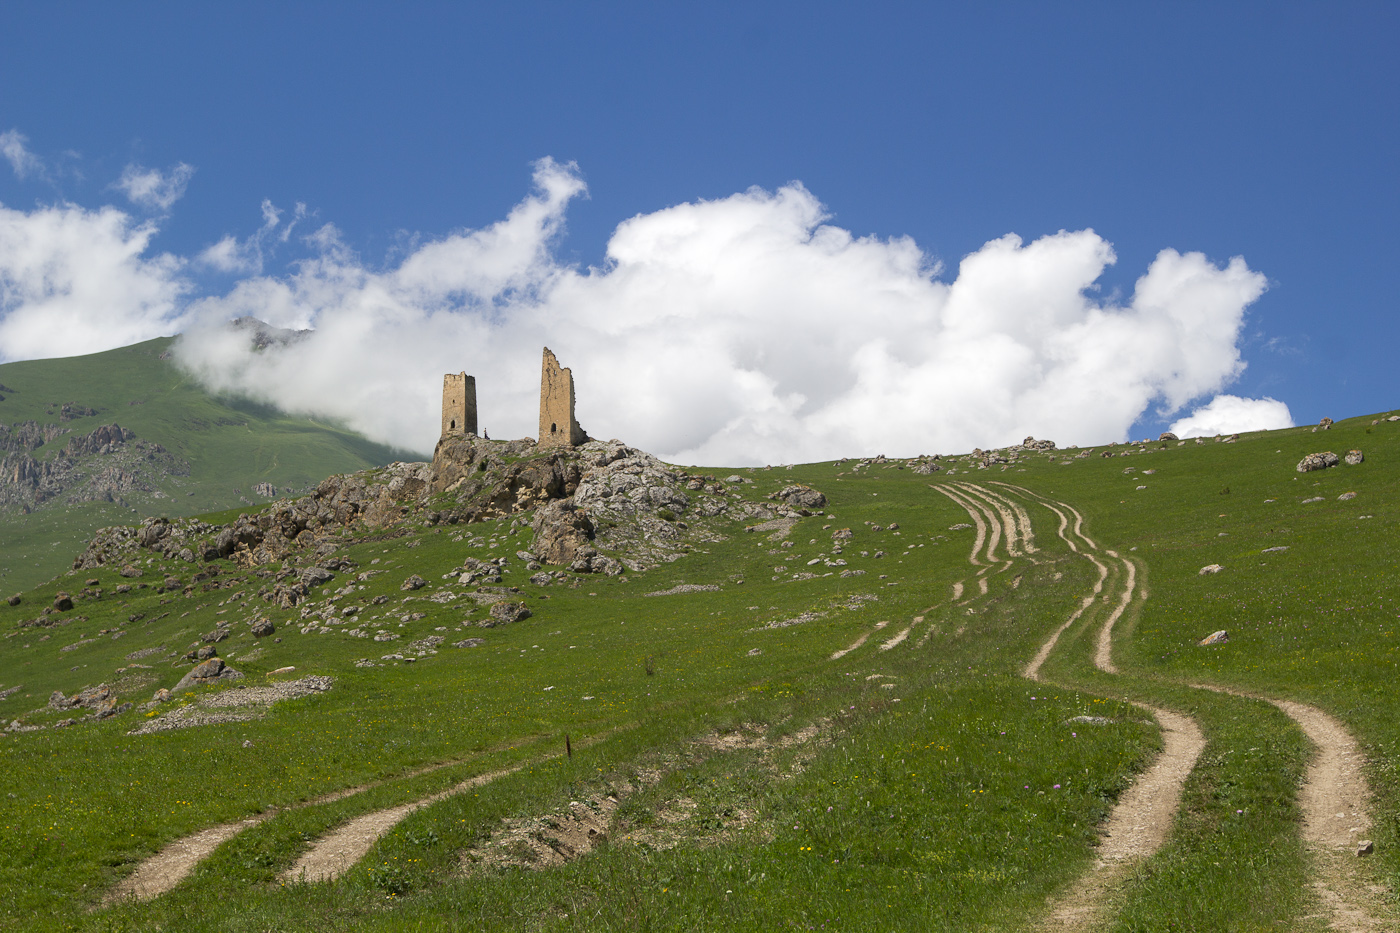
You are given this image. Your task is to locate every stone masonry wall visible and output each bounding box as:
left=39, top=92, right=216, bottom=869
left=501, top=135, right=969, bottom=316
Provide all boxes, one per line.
left=441, top=373, right=478, bottom=438
left=537, top=348, right=587, bottom=448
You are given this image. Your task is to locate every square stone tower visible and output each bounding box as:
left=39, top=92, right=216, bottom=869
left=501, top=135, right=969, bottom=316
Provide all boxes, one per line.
left=538, top=347, right=587, bottom=448
left=441, top=372, right=477, bottom=437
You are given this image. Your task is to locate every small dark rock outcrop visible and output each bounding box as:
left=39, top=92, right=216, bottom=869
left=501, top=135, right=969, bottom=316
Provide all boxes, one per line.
left=484, top=601, right=532, bottom=627
left=173, top=658, right=242, bottom=691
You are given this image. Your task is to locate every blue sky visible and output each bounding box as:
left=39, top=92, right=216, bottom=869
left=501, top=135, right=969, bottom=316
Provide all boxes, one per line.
left=0, top=3, right=1395, bottom=461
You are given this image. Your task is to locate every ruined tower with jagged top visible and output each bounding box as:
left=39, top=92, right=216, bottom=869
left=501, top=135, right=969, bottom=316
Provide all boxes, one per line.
left=538, top=348, right=587, bottom=448
left=441, top=372, right=478, bottom=437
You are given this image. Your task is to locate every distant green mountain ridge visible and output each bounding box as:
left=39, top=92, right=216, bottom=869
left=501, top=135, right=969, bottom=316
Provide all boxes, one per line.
left=0, top=337, right=413, bottom=593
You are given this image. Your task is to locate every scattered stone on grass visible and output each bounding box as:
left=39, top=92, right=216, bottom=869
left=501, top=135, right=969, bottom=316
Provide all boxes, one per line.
left=1297, top=451, right=1339, bottom=473
left=1344, top=449, right=1364, bottom=465
left=645, top=583, right=721, bottom=597
left=1302, top=496, right=1325, bottom=504
left=1261, top=546, right=1290, bottom=553
left=1198, top=630, right=1230, bottom=646
left=453, top=637, right=485, bottom=648
left=130, top=675, right=333, bottom=735
left=1358, top=840, right=1374, bottom=856
left=483, top=601, right=531, bottom=627
left=401, top=574, right=426, bottom=591
left=1199, top=564, right=1223, bottom=575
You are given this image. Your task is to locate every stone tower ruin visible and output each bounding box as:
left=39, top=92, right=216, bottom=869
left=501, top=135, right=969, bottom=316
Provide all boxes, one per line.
left=441, top=372, right=478, bottom=437
left=538, top=347, right=587, bottom=448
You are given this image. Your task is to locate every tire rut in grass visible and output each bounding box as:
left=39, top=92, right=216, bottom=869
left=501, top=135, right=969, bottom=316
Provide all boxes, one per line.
left=284, top=728, right=628, bottom=884
left=999, top=484, right=1206, bottom=931
left=1267, top=698, right=1392, bottom=931
left=283, top=766, right=521, bottom=884
left=102, top=738, right=542, bottom=905
left=1197, top=686, right=1394, bottom=930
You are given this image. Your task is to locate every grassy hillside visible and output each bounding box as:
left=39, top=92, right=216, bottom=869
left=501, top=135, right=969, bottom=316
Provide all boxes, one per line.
left=0, top=411, right=1396, bottom=930
left=0, top=337, right=410, bottom=592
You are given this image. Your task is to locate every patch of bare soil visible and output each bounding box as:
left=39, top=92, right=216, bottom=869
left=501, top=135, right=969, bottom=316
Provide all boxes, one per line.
left=463, top=721, right=830, bottom=872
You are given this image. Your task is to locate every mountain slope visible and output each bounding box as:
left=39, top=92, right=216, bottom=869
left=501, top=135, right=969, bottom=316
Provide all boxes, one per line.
left=0, top=337, right=411, bottom=592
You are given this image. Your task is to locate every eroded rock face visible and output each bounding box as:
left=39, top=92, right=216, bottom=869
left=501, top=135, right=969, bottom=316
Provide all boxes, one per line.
left=531, top=500, right=596, bottom=566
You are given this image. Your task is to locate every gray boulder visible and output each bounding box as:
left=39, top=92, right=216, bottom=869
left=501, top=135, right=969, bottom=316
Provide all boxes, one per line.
left=484, top=601, right=532, bottom=627
left=173, top=658, right=241, bottom=691
left=1344, top=449, right=1364, bottom=465
left=1296, top=451, right=1339, bottom=473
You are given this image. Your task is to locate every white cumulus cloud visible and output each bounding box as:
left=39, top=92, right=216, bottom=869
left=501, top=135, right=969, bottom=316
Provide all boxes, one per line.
left=115, top=162, right=195, bottom=212
left=1168, top=394, right=1293, bottom=438
left=172, top=158, right=1273, bottom=463
left=0, top=202, right=190, bottom=362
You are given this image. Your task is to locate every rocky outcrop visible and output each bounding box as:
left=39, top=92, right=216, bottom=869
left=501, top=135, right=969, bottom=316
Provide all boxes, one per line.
left=64, top=424, right=134, bottom=457
left=1, top=421, right=185, bottom=512
left=71, top=434, right=765, bottom=586
left=531, top=500, right=597, bottom=566
left=771, top=484, right=826, bottom=511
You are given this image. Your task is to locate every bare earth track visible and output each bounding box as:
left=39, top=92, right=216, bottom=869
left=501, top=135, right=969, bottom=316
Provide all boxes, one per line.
left=951, top=482, right=1206, bottom=931
left=994, top=481, right=1391, bottom=931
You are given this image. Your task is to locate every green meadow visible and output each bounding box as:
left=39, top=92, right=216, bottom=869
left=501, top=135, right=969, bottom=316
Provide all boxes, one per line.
left=0, top=410, right=1397, bottom=930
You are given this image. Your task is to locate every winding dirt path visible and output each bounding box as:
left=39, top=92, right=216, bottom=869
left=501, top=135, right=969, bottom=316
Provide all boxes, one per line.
left=1038, top=707, right=1204, bottom=931
left=1194, top=686, right=1392, bottom=930
left=1093, top=551, right=1136, bottom=676
left=1273, top=699, right=1392, bottom=931
left=957, top=482, right=1034, bottom=559
left=994, top=485, right=1205, bottom=931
